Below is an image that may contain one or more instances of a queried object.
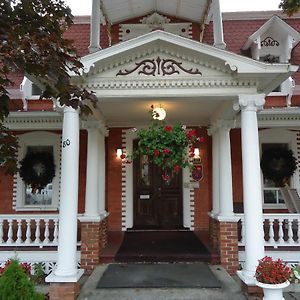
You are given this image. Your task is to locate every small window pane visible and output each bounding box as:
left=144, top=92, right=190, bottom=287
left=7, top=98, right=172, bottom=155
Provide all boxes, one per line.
left=24, top=146, right=54, bottom=206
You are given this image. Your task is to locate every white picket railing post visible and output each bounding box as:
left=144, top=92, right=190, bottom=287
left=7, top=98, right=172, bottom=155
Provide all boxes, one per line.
left=0, top=214, right=62, bottom=247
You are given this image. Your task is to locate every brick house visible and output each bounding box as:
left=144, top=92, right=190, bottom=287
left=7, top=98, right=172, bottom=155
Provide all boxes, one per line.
left=1, top=0, right=300, bottom=298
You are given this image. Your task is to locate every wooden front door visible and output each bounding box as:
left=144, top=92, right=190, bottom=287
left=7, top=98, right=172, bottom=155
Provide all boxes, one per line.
left=133, top=142, right=183, bottom=229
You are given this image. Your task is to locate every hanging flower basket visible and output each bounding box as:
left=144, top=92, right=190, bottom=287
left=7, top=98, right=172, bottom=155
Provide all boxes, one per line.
left=127, top=106, right=205, bottom=180
left=19, top=152, right=56, bottom=192
left=260, top=147, right=297, bottom=187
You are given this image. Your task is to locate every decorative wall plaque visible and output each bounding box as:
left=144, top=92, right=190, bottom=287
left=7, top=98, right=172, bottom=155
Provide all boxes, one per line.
left=261, top=36, right=280, bottom=47
left=116, top=56, right=202, bottom=77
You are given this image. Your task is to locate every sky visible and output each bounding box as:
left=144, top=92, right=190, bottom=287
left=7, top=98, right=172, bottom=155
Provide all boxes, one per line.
left=64, top=0, right=281, bottom=16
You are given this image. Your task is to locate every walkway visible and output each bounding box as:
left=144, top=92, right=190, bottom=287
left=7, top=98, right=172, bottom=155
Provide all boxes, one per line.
left=77, top=263, right=300, bottom=300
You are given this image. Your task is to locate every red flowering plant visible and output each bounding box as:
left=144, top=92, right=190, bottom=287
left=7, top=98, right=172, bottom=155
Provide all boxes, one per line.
left=255, top=256, right=292, bottom=284
left=0, top=259, right=31, bottom=276
left=128, top=106, right=204, bottom=180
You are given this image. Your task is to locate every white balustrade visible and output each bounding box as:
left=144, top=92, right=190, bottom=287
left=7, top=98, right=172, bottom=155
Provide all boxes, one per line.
left=0, top=215, right=59, bottom=247
left=237, top=214, right=300, bottom=247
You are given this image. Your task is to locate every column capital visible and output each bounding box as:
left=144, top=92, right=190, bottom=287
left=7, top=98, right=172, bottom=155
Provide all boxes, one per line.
left=234, top=94, right=265, bottom=112
left=81, top=120, right=109, bottom=136
left=63, top=105, right=80, bottom=114
left=208, top=119, right=235, bottom=135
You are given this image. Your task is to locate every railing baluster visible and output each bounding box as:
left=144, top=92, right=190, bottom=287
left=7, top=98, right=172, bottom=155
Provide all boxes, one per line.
left=269, top=218, right=275, bottom=246
left=7, top=220, right=13, bottom=244
left=278, top=219, right=284, bottom=244
left=53, top=219, right=58, bottom=244
left=25, top=219, right=31, bottom=244
left=34, top=219, right=41, bottom=245
left=0, top=220, right=3, bottom=243
left=240, top=218, right=245, bottom=245
left=16, top=220, right=22, bottom=244
left=287, top=219, right=293, bottom=244
left=296, top=219, right=300, bottom=244
left=44, top=220, right=50, bottom=244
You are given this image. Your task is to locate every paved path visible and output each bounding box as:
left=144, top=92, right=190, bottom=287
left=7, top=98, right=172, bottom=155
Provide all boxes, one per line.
left=78, top=263, right=300, bottom=300
left=78, top=264, right=247, bottom=300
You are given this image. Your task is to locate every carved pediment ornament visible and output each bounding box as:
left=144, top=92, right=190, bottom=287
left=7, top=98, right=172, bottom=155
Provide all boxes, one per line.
left=116, top=56, right=202, bottom=77
left=261, top=36, right=280, bottom=47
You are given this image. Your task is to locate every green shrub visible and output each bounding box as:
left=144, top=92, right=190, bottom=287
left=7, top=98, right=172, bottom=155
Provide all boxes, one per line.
left=0, top=259, right=44, bottom=300
left=32, top=263, right=46, bottom=285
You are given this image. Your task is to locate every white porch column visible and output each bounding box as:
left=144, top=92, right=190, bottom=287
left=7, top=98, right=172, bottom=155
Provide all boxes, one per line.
left=89, top=0, right=101, bottom=53
left=98, top=129, right=106, bottom=215
left=84, top=127, right=100, bottom=217
left=236, top=94, right=265, bottom=283
left=212, top=0, right=226, bottom=49
left=47, top=106, right=83, bottom=282
left=218, top=121, right=234, bottom=217
left=208, top=125, right=220, bottom=216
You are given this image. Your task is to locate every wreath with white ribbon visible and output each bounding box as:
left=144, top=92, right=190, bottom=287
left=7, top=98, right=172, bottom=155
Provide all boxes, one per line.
left=260, top=147, right=297, bottom=187
left=19, top=152, right=55, bottom=192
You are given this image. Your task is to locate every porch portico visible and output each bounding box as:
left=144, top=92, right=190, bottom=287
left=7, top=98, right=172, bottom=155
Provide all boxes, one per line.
left=45, top=29, right=298, bottom=289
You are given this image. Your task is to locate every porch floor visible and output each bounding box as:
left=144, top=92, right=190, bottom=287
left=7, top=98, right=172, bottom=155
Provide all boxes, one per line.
left=101, top=230, right=214, bottom=263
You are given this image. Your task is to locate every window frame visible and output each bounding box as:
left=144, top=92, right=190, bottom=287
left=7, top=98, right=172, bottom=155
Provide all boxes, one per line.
left=259, top=128, right=299, bottom=209
left=16, top=131, right=61, bottom=211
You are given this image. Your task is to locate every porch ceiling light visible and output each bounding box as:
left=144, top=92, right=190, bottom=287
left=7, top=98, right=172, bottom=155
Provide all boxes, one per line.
left=152, top=107, right=166, bottom=121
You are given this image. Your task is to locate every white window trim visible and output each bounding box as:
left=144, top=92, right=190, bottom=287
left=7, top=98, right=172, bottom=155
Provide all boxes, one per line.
left=259, top=128, right=299, bottom=209
left=16, top=131, right=61, bottom=211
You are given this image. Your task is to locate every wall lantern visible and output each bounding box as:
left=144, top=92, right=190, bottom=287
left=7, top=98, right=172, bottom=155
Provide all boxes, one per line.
left=193, top=148, right=200, bottom=159
left=152, top=107, right=166, bottom=121
left=116, top=148, right=123, bottom=159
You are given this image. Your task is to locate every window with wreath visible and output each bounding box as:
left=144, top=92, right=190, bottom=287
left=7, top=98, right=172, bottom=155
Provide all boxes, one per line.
left=259, top=129, right=299, bottom=208
left=16, top=132, right=61, bottom=211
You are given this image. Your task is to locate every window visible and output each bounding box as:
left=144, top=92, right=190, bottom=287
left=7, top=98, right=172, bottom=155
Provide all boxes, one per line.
left=261, top=143, right=288, bottom=205
left=259, top=129, right=299, bottom=208
left=16, top=132, right=61, bottom=211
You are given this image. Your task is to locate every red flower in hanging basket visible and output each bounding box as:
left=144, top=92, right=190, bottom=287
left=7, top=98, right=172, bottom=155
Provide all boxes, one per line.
left=165, top=125, right=173, bottom=133
left=197, top=136, right=205, bottom=143
left=163, top=148, right=171, bottom=154
left=153, top=149, right=160, bottom=156
left=186, top=129, right=196, bottom=140
left=174, top=165, right=180, bottom=173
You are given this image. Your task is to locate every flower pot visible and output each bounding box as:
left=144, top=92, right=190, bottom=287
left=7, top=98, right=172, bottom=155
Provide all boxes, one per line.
left=255, top=280, right=290, bottom=300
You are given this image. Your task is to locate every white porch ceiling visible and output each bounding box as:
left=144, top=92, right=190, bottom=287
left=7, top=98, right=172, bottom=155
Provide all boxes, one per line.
left=101, top=0, right=211, bottom=24
left=97, top=96, right=231, bottom=127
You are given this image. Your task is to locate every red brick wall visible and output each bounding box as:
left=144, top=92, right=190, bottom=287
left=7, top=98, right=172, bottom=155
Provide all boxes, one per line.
left=231, top=129, right=243, bottom=210
left=80, top=218, right=108, bottom=273
left=106, top=128, right=123, bottom=231
left=193, top=128, right=212, bottom=231
left=210, top=217, right=239, bottom=275
left=0, top=130, right=87, bottom=215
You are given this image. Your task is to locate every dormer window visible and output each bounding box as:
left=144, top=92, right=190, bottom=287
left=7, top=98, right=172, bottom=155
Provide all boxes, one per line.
left=242, top=16, right=300, bottom=63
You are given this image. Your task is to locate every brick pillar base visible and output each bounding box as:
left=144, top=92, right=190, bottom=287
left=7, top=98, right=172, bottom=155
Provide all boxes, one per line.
left=241, top=281, right=263, bottom=299
left=80, top=217, right=108, bottom=273
left=209, top=216, right=239, bottom=275
left=49, top=282, right=80, bottom=300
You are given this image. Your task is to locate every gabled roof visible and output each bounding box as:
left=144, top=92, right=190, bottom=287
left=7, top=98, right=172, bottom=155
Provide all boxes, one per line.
left=79, top=30, right=297, bottom=92
left=242, top=15, right=300, bottom=50
left=101, top=0, right=211, bottom=24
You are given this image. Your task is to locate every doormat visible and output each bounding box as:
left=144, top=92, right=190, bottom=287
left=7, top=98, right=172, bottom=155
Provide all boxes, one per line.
left=115, top=231, right=210, bottom=262
left=97, top=263, right=221, bottom=288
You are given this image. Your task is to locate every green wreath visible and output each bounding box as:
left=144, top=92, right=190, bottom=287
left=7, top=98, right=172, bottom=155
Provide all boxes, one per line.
left=19, top=152, right=56, bottom=192
left=260, top=147, right=297, bottom=187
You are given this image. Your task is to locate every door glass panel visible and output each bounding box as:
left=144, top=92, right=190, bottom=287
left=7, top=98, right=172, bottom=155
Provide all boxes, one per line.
left=140, top=155, right=150, bottom=187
